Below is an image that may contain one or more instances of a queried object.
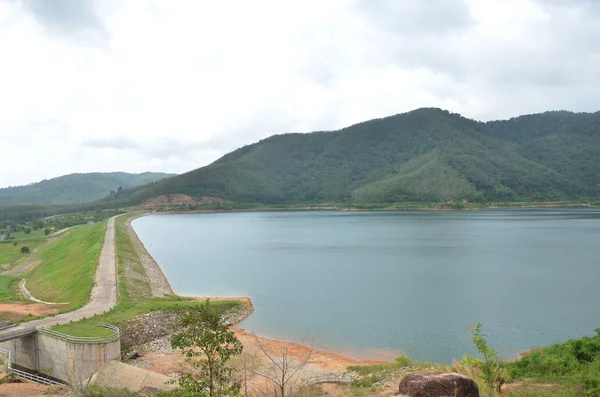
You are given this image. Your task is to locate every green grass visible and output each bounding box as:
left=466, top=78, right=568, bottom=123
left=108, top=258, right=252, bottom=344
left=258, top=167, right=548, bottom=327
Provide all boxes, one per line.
left=502, top=329, right=600, bottom=396
left=0, top=238, right=47, bottom=303
left=52, top=212, right=240, bottom=337
left=53, top=296, right=239, bottom=337
left=25, top=221, right=107, bottom=310
left=505, top=383, right=586, bottom=397
left=0, top=276, right=22, bottom=302
left=0, top=238, right=45, bottom=264
left=10, top=230, right=47, bottom=240
left=348, top=356, right=414, bottom=376
left=114, top=212, right=154, bottom=303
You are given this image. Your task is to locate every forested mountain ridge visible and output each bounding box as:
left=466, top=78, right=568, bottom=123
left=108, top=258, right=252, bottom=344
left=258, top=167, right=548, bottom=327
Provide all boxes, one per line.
left=109, top=108, right=600, bottom=205
left=0, top=172, right=176, bottom=206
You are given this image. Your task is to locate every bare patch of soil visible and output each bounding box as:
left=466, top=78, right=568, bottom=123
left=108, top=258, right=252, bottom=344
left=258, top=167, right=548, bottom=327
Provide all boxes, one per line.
left=0, top=366, right=67, bottom=397
left=141, top=194, right=227, bottom=209
left=0, top=302, right=62, bottom=322
left=129, top=328, right=384, bottom=394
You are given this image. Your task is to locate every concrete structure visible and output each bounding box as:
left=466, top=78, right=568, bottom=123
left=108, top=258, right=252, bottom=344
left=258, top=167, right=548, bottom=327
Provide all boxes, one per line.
left=91, top=360, right=176, bottom=393
left=0, top=329, right=120, bottom=383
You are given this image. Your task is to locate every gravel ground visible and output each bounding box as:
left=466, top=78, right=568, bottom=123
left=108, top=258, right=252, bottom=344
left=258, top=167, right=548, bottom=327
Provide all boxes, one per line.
left=123, top=214, right=173, bottom=298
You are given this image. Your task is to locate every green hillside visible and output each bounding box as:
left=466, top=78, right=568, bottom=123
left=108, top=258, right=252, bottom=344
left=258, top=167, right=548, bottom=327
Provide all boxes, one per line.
left=2, top=108, right=598, bottom=220
left=0, top=172, right=175, bottom=206
left=110, top=108, right=599, bottom=205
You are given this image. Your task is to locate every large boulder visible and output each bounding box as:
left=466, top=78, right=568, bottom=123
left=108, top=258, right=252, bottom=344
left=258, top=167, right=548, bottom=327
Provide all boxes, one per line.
left=398, top=372, right=479, bottom=397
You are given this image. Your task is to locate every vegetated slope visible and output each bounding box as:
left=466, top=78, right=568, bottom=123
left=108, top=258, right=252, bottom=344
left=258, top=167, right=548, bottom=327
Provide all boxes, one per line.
left=486, top=110, right=600, bottom=189
left=25, top=221, right=106, bottom=310
left=113, top=108, right=599, bottom=205
left=0, top=172, right=176, bottom=206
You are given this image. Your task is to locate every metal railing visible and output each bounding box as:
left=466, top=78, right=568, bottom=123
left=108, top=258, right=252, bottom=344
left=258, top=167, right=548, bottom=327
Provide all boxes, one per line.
left=38, top=322, right=120, bottom=343
left=0, top=347, right=63, bottom=386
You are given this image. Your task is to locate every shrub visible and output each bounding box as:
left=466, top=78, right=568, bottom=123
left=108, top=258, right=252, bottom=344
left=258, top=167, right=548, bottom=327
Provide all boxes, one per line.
left=395, top=356, right=413, bottom=367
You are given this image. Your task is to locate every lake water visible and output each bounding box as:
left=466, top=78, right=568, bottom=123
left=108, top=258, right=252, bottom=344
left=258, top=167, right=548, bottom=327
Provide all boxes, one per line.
left=132, top=209, right=600, bottom=363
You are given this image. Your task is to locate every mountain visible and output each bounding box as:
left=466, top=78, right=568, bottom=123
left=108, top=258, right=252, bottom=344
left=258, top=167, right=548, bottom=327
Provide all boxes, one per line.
left=0, top=172, right=176, bottom=206
left=108, top=108, right=599, bottom=206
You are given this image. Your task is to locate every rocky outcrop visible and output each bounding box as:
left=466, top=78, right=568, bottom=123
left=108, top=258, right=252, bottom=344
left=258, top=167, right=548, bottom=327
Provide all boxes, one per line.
left=123, top=214, right=174, bottom=298
left=119, top=301, right=254, bottom=356
left=119, top=311, right=181, bottom=353
left=397, top=372, right=479, bottom=397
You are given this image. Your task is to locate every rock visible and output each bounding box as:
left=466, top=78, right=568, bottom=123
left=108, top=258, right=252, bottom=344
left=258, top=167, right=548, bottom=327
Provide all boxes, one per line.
left=397, top=372, right=479, bottom=397
left=138, top=387, right=163, bottom=396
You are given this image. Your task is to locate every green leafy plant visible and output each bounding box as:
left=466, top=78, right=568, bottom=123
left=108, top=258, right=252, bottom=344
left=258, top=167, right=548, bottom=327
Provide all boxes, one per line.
left=395, top=356, right=413, bottom=367
left=171, top=299, right=243, bottom=397
left=462, top=323, right=510, bottom=397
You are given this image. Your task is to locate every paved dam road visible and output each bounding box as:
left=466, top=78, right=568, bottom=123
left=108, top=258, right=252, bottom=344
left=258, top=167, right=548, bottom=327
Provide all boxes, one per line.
left=0, top=216, right=118, bottom=334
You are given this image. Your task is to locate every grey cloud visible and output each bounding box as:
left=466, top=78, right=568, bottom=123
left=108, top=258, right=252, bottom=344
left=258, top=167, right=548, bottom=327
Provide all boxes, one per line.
left=347, top=0, right=475, bottom=80
left=352, top=0, right=600, bottom=111
left=83, top=136, right=139, bottom=150
left=6, top=119, right=70, bottom=144
left=541, top=0, right=600, bottom=12
left=21, top=0, right=108, bottom=46
left=83, top=136, right=221, bottom=162
left=355, top=0, right=474, bottom=36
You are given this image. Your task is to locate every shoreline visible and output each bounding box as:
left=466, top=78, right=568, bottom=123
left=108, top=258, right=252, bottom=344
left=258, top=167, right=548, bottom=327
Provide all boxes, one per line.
left=147, top=202, right=596, bottom=216
left=124, top=212, right=174, bottom=296
left=126, top=212, right=388, bottom=366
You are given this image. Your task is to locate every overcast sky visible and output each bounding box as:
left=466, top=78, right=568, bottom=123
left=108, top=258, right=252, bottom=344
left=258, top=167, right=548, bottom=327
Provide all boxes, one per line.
left=1, top=0, right=599, bottom=188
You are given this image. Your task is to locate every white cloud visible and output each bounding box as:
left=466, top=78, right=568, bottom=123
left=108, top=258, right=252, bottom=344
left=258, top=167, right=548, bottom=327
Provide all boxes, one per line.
left=0, top=0, right=599, bottom=187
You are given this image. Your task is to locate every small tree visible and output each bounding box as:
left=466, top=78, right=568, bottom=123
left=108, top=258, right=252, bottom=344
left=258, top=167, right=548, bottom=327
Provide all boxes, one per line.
left=44, top=228, right=51, bottom=236
left=247, top=333, right=314, bottom=397
left=23, top=227, right=31, bottom=235
left=462, top=323, right=510, bottom=397
left=20, top=246, right=30, bottom=254
left=32, top=220, right=44, bottom=230
left=171, top=299, right=243, bottom=397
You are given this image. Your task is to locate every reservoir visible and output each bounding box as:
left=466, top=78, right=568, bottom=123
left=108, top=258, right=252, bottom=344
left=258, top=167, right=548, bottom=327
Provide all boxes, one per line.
left=132, top=208, right=600, bottom=363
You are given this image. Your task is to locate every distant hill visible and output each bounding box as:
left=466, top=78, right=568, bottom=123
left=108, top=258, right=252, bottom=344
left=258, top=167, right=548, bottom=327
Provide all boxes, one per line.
left=106, top=108, right=600, bottom=206
left=0, top=172, right=176, bottom=206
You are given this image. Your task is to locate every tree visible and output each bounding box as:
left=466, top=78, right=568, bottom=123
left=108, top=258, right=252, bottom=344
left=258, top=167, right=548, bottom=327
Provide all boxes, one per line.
left=246, top=333, right=314, bottom=397
left=20, top=246, right=30, bottom=254
left=461, top=323, right=510, bottom=397
left=23, top=227, right=31, bottom=235
left=117, top=186, right=124, bottom=194
left=44, top=228, right=51, bottom=236
left=170, top=299, right=243, bottom=397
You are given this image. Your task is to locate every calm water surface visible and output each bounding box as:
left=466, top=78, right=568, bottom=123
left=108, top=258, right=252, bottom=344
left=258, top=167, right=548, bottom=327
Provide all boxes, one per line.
left=132, top=209, right=600, bottom=363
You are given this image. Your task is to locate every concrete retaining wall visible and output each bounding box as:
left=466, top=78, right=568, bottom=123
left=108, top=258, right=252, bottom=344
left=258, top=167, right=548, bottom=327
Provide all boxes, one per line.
left=0, top=332, right=121, bottom=383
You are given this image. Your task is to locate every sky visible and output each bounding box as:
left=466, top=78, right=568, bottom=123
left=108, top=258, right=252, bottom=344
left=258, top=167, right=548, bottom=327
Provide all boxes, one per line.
left=1, top=0, right=599, bottom=188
